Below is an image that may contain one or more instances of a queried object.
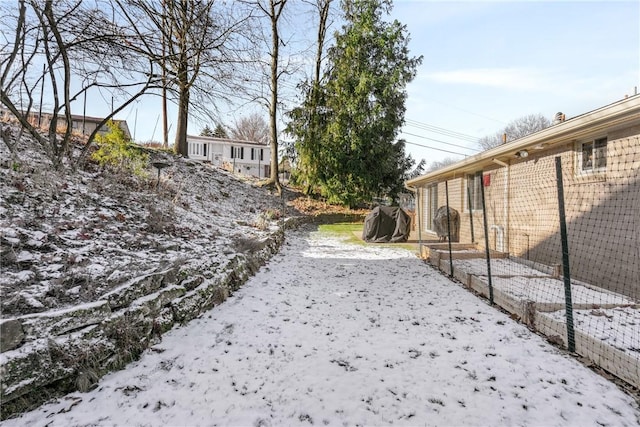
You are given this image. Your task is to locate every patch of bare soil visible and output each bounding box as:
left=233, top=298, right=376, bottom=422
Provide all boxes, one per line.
left=285, top=190, right=368, bottom=219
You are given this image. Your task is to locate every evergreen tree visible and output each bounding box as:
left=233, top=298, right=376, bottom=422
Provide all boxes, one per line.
left=200, top=125, right=215, bottom=137
left=200, top=123, right=228, bottom=138
left=291, top=0, right=421, bottom=207
left=213, top=123, right=228, bottom=138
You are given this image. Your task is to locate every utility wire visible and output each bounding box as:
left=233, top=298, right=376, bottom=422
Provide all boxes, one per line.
left=405, top=119, right=479, bottom=141
left=404, top=139, right=468, bottom=156
left=402, top=131, right=480, bottom=152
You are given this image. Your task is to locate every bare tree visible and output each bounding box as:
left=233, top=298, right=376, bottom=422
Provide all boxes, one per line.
left=426, top=157, right=459, bottom=172
left=116, top=0, right=253, bottom=156
left=478, top=113, right=551, bottom=150
left=235, top=0, right=304, bottom=194
left=0, top=0, right=161, bottom=169
left=229, top=112, right=269, bottom=143
left=258, top=0, right=287, bottom=193
left=309, top=0, right=332, bottom=89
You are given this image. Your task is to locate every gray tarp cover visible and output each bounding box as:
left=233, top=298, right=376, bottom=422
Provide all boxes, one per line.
left=362, top=206, right=411, bottom=243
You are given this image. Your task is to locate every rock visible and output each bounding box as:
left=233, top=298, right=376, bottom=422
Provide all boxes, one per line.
left=0, top=319, right=25, bottom=352
left=20, top=300, right=112, bottom=339
left=100, top=267, right=179, bottom=310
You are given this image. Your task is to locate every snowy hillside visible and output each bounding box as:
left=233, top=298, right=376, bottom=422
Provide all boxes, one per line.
left=0, top=123, right=317, bottom=419
left=0, top=125, right=297, bottom=317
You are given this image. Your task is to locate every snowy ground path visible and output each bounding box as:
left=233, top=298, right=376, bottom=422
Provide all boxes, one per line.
left=3, top=225, right=639, bottom=427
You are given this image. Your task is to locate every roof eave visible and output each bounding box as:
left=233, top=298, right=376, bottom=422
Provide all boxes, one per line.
left=406, top=95, right=640, bottom=187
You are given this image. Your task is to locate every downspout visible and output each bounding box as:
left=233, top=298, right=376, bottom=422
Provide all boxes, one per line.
left=505, top=161, right=510, bottom=254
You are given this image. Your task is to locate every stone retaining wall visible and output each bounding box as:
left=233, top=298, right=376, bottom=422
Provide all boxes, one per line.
left=0, top=218, right=309, bottom=420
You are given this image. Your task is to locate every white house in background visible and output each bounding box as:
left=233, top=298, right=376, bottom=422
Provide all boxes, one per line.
left=186, top=135, right=271, bottom=178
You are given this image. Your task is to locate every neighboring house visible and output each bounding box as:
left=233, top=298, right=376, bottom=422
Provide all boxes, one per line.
left=69, top=114, right=131, bottom=140
left=187, top=135, right=271, bottom=178
left=0, top=107, right=131, bottom=139
left=405, top=95, right=640, bottom=299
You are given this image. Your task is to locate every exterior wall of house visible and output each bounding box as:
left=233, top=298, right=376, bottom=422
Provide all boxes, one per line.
left=417, top=122, right=639, bottom=298
left=502, top=143, right=569, bottom=265
left=222, top=144, right=269, bottom=178
left=186, top=136, right=270, bottom=179
left=0, top=108, right=130, bottom=139
left=498, top=126, right=639, bottom=298
left=561, top=126, right=639, bottom=298
left=461, top=164, right=508, bottom=250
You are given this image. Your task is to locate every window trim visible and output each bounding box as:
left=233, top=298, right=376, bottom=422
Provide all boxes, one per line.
left=577, top=137, right=607, bottom=175
left=465, top=171, right=483, bottom=212
left=424, top=183, right=438, bottom=232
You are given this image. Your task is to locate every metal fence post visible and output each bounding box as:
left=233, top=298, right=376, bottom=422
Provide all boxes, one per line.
left=445, top=180, right=454, bottom=278
left=479, top=170, right=494, bottom=304
left=555, top=156, right=576, bottom=353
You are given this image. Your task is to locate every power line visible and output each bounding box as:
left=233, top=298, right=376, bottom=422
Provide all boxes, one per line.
left=405, top=119, right=479, bottom=142
left=402, top=131, right=480, bottom=152
left=404, top=139, right=468, bottom=156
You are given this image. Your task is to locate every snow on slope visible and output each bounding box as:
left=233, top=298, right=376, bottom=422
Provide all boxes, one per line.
left=0, top=125, right=290, bottom=318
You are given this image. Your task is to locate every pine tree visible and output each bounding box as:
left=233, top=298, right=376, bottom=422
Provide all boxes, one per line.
left=290, top=0, right=421, bottom=207
left=200, top=125, right=214, bottom=137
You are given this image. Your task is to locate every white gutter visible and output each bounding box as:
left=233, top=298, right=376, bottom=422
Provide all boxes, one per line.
left=406, top=95, right=640, bottom=188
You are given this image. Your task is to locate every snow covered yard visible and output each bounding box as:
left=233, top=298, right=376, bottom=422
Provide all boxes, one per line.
left=2, top=226, right=638, bottom=427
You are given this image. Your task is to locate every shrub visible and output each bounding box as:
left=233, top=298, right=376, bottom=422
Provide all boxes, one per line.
left=91, top=121, right=148, bottom=177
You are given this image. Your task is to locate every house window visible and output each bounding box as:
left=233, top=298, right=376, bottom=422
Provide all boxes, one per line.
left=579, top=137, right=607, bottom=173
left=260, top=149, right=264, bottom=161
left=424, top=183, right=438, bottom=232
left=466, top=172, right=483, bottom=211
left=251, top=148, right=255, bottom=160
left=231, top=146, right=242, bottom=159
left=203, top=144, right=207, bottom=157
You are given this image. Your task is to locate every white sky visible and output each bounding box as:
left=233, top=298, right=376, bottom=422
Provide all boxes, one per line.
left=75, top=0, right=639, bottom=168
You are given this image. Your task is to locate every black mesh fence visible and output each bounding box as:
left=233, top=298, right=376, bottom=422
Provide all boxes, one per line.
left=421, top=137, right=639, bottom=389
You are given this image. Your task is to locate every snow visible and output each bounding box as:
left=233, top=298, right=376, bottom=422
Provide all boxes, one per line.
left=0, top=125, right=289, bottom=317
left=453, top=258, right=549, bottom=277
left=489, top=276, right=635, bottom=307
left=450, top=256, right=639, bottom=357
left=2, top=227, right=638, bottom=427
left=545, top=307, right=640, bottom=353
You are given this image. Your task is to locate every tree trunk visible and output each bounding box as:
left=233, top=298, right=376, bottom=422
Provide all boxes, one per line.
left=175, top=83, right=189, bottom=156
left=267, top=1, right=282, bottom=193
